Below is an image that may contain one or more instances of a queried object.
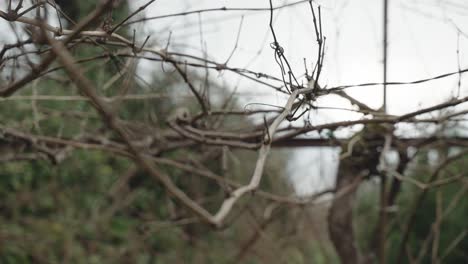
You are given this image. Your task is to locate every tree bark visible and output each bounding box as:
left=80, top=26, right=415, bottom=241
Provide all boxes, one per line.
left=328, top=124, right=390, bottom=263
left=328, top=159, right=362, bottom=264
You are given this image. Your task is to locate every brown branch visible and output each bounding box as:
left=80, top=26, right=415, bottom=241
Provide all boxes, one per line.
left=45, top=27, right=217, bottom=226
left=171, top=61, right=209, bottom=114
left=108, top=0, right=157, bottom=34
left=396, top=149, right=468, bottom=262
left=123, top=0, right=311, bottom=26
left=0, top=0, right=113, bottom=97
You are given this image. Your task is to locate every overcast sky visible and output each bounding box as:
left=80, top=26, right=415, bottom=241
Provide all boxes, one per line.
left=2, top=0, right=467, bottom=195
left=130, top=0, right=468, bottom=109
left=126, top=0, right=468, bottom=195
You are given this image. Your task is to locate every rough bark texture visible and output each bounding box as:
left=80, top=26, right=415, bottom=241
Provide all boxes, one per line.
left=328, top=161, right=362, bottom=264
left=328, top=124, right=391, bottom=264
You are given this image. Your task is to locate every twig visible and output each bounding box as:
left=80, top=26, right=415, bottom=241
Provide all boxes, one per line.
left=108, top=0, right=157, bottom=34
left=212, top=89, right=300, bottom=224
left=45, top=27, right=217, bottom=226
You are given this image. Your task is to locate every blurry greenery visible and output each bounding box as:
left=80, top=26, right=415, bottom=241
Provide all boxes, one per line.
left=0, top=1, right=333, bottom=263
left=8, top=1, right=466, bottom=263
left=354, top=149, right=468, bottom=263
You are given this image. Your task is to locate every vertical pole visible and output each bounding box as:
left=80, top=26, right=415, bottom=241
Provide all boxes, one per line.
left=383, top=0, right=388, bottom=113
left=380, top=2, right=389, bottom=264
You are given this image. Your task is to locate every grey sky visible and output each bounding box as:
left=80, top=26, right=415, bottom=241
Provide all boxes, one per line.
left=127, top=0, right=468, bottom=194
left=1, top=0, right=466, bottom=195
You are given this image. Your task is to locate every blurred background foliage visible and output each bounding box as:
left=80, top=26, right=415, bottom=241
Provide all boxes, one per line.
left=0, top=1, right=325, bottom=263
left=0, top=1, right=466, bottom=263
left=354, top=147, right=468, bottom=264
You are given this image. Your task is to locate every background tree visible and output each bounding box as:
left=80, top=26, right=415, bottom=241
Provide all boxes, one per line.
left=0, top=0, right=467, bottom=263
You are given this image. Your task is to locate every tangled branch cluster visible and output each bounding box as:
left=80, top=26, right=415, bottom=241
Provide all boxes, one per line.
left=1, top=0, right=467, bottom=262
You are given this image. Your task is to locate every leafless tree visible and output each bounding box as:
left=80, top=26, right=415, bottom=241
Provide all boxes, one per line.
left=1, top=0, right=467, bottom=263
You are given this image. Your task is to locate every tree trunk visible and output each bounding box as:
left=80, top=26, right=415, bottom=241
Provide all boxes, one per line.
left=328, top=160, right=362, bottom=264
